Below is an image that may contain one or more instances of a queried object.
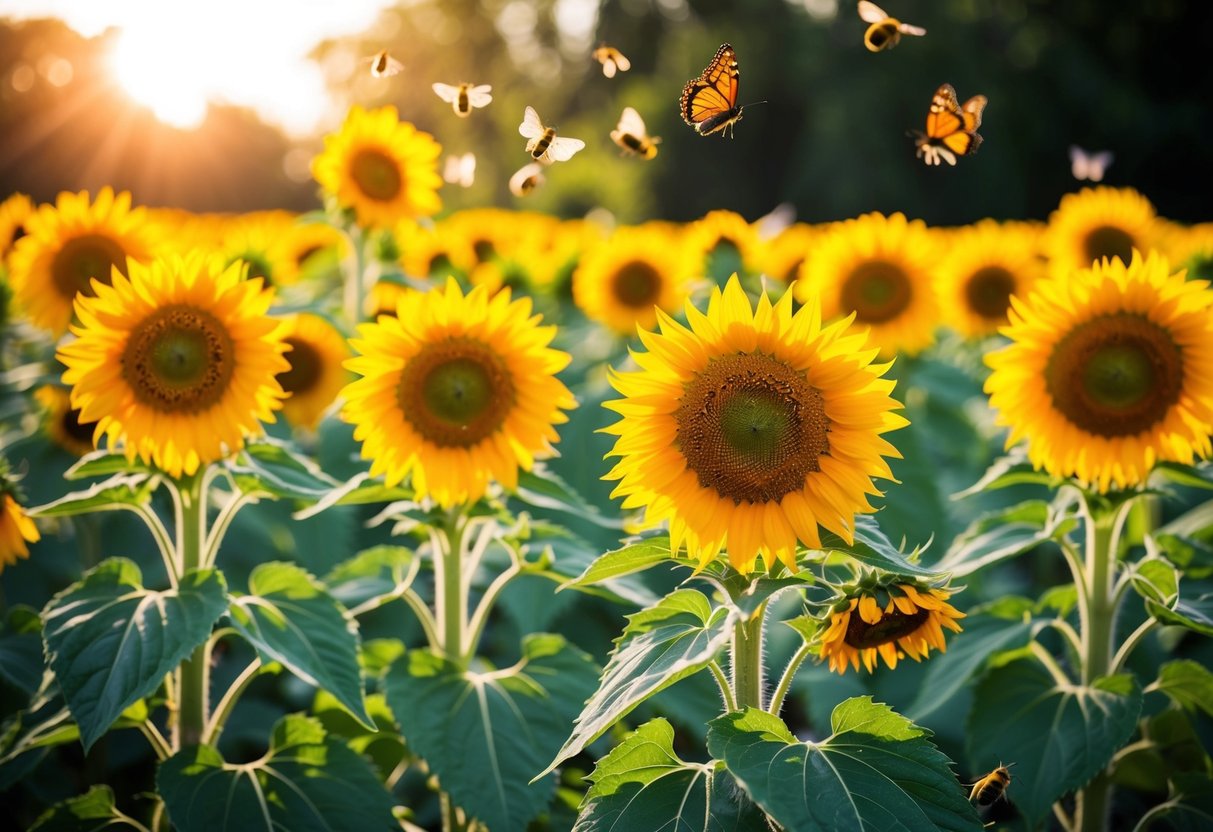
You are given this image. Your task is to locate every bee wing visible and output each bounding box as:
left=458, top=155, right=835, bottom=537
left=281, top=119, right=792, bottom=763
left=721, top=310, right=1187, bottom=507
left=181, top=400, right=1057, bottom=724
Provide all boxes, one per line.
left=519, top=106, right=544, bottom=139
left=509, top=163, right=545, bottom=196
left=602, top=59, right=617, bottom=78
left=857, top=1, right=889, bottom=23
left=544, top=136, right=586, bottom=162
left=432, top=83, right=460, bottom=104
left=467, top=85, right=493, bottom=108
left=613, top=52, right=631, bottom=72
left=898, top=22, right=927, bottom=36
left=616, top=106, right=647, bottom=136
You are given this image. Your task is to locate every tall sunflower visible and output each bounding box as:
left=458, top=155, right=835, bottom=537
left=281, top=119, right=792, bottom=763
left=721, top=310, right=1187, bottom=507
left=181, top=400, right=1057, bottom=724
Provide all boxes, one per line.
left=342, top=279, right=575, bottom=507
left=0, top=192, right=32, bottom=263
left=57, top=255, right=289, bottom=479
left=936, top=219, right=1045, bottom=338
left=985, top=251, right=1213, bottom=492
left=604, top=277, right=907, bottom=574
left=796, top=212, right=940, bottom=358
left=312, top=105, right=443, bottom=229
left=0, top=461, right=39, bottom=573
left=1044, top=186, right=1161, bottom=279
left=8, top=188, right=157, bottom=335
left=573, top=224, right=693, bottom=334
left=276, top=313, right=351, bottom=430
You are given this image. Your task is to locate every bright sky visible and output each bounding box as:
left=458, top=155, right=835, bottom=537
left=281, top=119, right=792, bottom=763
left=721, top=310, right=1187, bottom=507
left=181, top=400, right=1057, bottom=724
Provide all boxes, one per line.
left=0, top=0, right=399, bottom=133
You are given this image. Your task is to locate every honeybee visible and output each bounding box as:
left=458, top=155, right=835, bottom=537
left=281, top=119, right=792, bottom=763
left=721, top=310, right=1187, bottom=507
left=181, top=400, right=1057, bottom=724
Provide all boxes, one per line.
left=857, top=1, right=926, bottom=52
left=432, top=82, right=493, bottom=117
left=1070, top=146, right=1113, bottom=182
left=443, top=153, right=476, bottom=188
left=592, top=45, right=631, bottom=78
left=610, top=107, right=661, bottom=160
left=518, top=107, right=585, bottom=164
left=968, top=763, right=1015, bottom=806
left=365, top=50, right=403, bottom=78
left=508, top=163, right=545, bottom=197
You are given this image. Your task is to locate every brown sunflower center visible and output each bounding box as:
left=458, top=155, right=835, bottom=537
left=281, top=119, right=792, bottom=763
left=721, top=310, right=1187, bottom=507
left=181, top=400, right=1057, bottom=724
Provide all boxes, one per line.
left=964, top=266, right=1016, bottom=320
left=397, top=338, right=515, bottom=447
left=122, top=305, right=235, bottom=413
left=350, top=149, right=403, bottom=202
left=843, top=607, right=930, bottom=649
left=1045, top=313, right=1183, bottom=437
left=840, top=260, right=912, bottom=324
left=427, top=254, right=455, bottom=277
left=1083, top=225, right=1135, bottom=265
left=675, top=352, right=830, bottom=504
left=611, top=260, right=663, bottom=309
left=52, top=233, right=127, bottom=300
left=295, top=245, right=323, bottom=267
left=472, top=239, right=496, bottom=263
left=61, top=406, right=95, bottom=445
left=278, top=337, right=322, bottom=395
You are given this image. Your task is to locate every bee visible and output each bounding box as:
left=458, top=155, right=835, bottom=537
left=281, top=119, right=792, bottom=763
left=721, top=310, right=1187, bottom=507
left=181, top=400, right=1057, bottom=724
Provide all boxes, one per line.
left=518, top=106, right=585, bottom=164
left=1070, top=146, right=1114, bottom=182
left=592, top=45, right=631, bottom=78
left=968, top=763, right=1015, bottom=806
left=365, top=50, right=403, bottom=78
left=857, top=1, right=926, bottom=52
left=610, top=107, right=661, bottom=160
left=432, top=82, right=493, bottom=118
left=443, top=153, right=476, bottom=188
left=508, top=163, right=546, bottom=197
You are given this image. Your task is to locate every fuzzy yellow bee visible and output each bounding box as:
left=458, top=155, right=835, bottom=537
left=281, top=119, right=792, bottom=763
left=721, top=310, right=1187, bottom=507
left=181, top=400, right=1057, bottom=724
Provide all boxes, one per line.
left=610, top=107, right=661, bottom=160
left=432, top=82, right=493, bottom=118
left=968, top=763, right=1015, bottom=806
left=857, top=1, right=926, bottom=52
left=365, top=50, right=403, bottom=78
left=508, top=163, right=545, bottom=197
left=592, top=45, right=631, bottom=78
left=518, top=107, right=585, bottom=164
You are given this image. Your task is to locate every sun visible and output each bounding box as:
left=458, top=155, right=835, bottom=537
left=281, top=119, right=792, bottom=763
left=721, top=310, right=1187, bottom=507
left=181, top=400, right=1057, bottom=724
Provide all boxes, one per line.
left=108, top=30, right=208, bottom=129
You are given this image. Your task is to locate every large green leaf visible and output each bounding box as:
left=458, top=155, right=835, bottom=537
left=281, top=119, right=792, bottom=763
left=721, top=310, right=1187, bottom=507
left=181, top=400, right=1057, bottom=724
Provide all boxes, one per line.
left=935, top=500, right=1074, bottom=576
left=1147, top=590, right=1213, bottom=637
left=157, top=714, right=397, bottom=832
left=292, top=471, right=417, bottom=520
left=817, top=515, right=940, bottom=577
left=28, top=785, right=143, bottom=831
left=0, top=606, right=44, bottom=695
left=707, top=700, right=981, bottom=832
left=41, top=559, right=227, bottom=751
left=574, top=718, right=767, bottom=832
left=1154, top=660, right=1213, bottom=719
left=228, top=561, right=372, bottom=727
left=541, top=588, right=737, bottom=777
left=558, top=535, right=674, bottom=590
left=323, top=545, right=419, bottom=610
left=952, top=449, right=1057, bottom=498
left=224, top=439, right=339, bottom=501
left=29, top=474, right=156, bottom=518
left=385, top=633, right=599, bottom=832
left=967, top=659, right=1142, bottom=826
left=514, top=464, right=623, bottom=529
left=64, top=448, right=157, bottom=480
left=1133, top=774, right=1213, bottom=832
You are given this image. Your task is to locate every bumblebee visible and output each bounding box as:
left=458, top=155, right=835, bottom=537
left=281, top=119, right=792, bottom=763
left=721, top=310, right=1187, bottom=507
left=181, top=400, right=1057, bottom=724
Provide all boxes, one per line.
left=857, top=1, right=926, bottom=52
left=968, top=763, right=1014, bottom=806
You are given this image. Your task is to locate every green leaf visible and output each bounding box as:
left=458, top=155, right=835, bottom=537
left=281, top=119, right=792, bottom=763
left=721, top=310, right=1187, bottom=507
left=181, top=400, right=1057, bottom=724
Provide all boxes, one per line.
left=513, top=464, right=624, bottom=529
left=818, top=514, right=941, bottom=577
left=385, top=633, right=599, bottom=832
left=527, top=526, right=662, bottom=608
left=574, top=719, right=767, bottom=832
left=0, top=606, right=44, bottom=694
left=29, top=474, right=155, bottom=518
left=224, top=440, right=339, bottom=501
left=41, top=559, right=227, bottom=751
left=1155, top=660, right=1213, bottom=719
left=323, top=545, right=419, bottom=610
left=935, top=500, right=1072, bottom=577
left=157, top=714, right=397, bottom=832
left=707, top=701, right=982, bottom=832
left=1147, top=591, right=1213, bottom=637
left=313, top=690, right=406, bottom=782
left=1133, top=556, right=1180, bottom=605
left=1151, top=532, right=1213, bottom=581
left=1133, top=774, right=1213, bottom=832
left=65, top=448, right=157, bottom=480
left=967, top=659, right=1142, bottom=827
left=953, top=449, right=1057, bottom=498
left=558, top=535, right=674, bottom=590
left=28, top=785, right=142, bottom=831
left=292, top=471, right=417, bottom=520
left=541, top=589, right=737, bottom=778
left=228, top=562, right=372, bottom=728
left=1152, top=462, right=1213, bottom=490
left=0, top=683, right=76, bottom=787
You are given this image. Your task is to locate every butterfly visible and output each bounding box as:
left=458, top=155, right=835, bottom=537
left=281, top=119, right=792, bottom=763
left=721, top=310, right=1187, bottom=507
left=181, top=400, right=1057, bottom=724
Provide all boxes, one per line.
left=365, top=50, right=403, bottom=78
left=509, top=163, right=546, bottom=197
left=1070, top=146, right=1113, bottom=182
left=592, top=45, right=631, bottom=78
left=857, top=1, right=926, bottom=52
left=680, top=43, right=743, bottom=138
left=913, top=83, right=987, bottom=166
left=610, top=107, right=661, bottom=159
left=443, top=153, right=476, bottom=188
left=432, top=82, right=493, bottom=117
left=518, top=106, right=586, bottom=163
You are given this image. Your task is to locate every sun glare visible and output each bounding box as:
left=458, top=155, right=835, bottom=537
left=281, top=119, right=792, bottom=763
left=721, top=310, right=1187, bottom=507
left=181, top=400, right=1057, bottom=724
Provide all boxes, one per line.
left=109, top=30, right=207, bottom=129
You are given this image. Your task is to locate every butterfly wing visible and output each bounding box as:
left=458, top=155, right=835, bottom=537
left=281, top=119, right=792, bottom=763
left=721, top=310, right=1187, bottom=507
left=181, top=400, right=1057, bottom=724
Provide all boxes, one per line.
left=519, top=106, right=544, bottom=139
left=925, top=84, right=963, bottom=139
left=961, top=95, right=988, bottom=131
left=433, top=83, right=460, bottom=104
left=681, top=43, right=740, bottom=131
left=467, top=85, right=493, bottom=108
left=857, top=1, right=889, bottom=23
left=545, top=136, right=586, bottom=163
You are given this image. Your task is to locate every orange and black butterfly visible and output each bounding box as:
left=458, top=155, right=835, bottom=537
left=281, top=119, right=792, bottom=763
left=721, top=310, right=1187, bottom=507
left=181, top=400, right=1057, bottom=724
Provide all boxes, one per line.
left=680, top=43, right=743, bottom=138
left=913, top=83, right=987, bottom=166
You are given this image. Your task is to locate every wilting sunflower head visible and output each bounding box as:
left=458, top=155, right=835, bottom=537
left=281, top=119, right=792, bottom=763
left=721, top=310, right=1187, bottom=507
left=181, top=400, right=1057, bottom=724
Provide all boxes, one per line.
left=937, top=219, right=1046, bottom=338
left=275, top=313, right=351, bottom=430
left=795, top=212, right=940, bottom=358
left=312, top=105, right=443, bottom=230
left=986, top=250, right=1213, bottom=492
left=34, top=385, right=96, bottom=457
left=573, top=224, right=694, bottom=334
left=8, top=188, right=158, bottom=335
left=819, top=577, right=965, bottom=674
left=342, top=278, right=575, bottom=507
left=603, top=276, right=907, bottom=575
left=57, top=254, right=290, bottom=479
left=1044, top=186, right=1160, bottom=280
left=0, top=459, right=40, bottom=573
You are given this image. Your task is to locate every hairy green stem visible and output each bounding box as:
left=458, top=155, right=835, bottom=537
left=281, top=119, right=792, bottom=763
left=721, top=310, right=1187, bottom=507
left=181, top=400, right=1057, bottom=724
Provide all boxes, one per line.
left=769, top=642, right=813, bottom=717
left=731, top=603, right=767, bottom=711
left=432, top=512, right=468, bottom=667
left=343, top=226, right=367, bottom=328
left=174, top=471, right=209, bottom=750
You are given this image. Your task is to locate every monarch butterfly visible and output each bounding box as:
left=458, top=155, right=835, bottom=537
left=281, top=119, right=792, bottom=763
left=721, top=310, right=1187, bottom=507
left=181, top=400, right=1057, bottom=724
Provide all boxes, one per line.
left=611, top=107, right=661, bottom=160
left=1070, top=146, right=1113, bottom=182
left=680, top=43, right=743, bottom=138
left=443, top=153, right=476, bottom=188
left=509, top=163, right=545, bottom=197
left=365, top=50, right=403, bottom=78
left=913, top=83, right=987, bottom=166
left=592, top=45, right=631, bottom=78
left=857, top=1, right=926, bottom=52
left=432, top=82, right=493, bottom=117
left=518, top=106, right=586, bottom=163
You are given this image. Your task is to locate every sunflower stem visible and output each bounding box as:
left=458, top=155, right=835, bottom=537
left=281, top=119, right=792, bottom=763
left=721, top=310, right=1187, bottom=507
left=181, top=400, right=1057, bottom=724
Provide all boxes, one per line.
left=432, top=509, right=469, bottom=667
left=343, top=225, right=367, bottom=329
left=768, top=642, right=813, bottom=718
left=731, top=601, right=767, bottom=711
left=174, top=470, right=210, bottom=750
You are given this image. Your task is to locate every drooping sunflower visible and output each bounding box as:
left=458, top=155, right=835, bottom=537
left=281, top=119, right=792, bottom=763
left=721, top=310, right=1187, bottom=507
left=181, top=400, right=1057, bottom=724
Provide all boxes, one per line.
left=57, top=255, right=289, bottom=479
left=0, top=192, right=32, bottom=263
left=796, top=212, right=940, bottom=358
left=684, top=210, right=760, bottom=280
left=0, top=461, right=39, bottom=573
left=8, top=188, right=158, bottom=335
left=342, top=279, right=575, bottom=507
left=985, top=251, right=1213, bottom=492
left=603, top=276, right=907, bottom=574
left=34, top=385, right=96, bottom=457
left=275, top=313, right=351, bottom=430
left=1043, top=186, right=1161, bottom=279
left=573, top=224, right=693, bottom=334
left=936, top=219, right=1046, bottom=338
left=312, top=105, right=443, bottom=229
left=819, top=580, right=965, bottom=674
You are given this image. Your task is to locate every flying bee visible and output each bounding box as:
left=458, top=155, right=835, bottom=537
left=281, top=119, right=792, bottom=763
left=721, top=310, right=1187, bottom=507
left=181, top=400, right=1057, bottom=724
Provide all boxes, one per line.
left=443, top=153, right=476, bottom=188
left=1070, top=146, right=1114, bottom=182
left=592, top=45, right=631, bottom=78
left=365, top=50, right=403, bottom=78
left=518, top=106, right=585, bottom=164
left=968, top=763, right=1015, bottom=806
left=610, top=107, right=661, bottom=160
left=508, top=163, right=546, bottom=197
left=432, top=82, right=493, bottom=118
left=857, top=1, right=926, bottom=52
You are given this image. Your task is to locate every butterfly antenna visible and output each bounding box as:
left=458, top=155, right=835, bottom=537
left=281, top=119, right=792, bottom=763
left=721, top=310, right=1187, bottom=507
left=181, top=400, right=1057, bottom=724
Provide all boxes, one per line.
left=741, top=99, right=768, bottom=109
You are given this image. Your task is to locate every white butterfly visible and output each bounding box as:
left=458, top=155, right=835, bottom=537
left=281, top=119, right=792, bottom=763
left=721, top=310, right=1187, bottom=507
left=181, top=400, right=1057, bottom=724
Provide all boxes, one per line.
left=1070, top=146, right=1113, bottom=182
left=443, top=153, right=476, bottom=188
left=518, top=106, right=585, bottom=164
left=509, top=163, right=546, bottom=197
left=432, top=82, right=493, bottom=117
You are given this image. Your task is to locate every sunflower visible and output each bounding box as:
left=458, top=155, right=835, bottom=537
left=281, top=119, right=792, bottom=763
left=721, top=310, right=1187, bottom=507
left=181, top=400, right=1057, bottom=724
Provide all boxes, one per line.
left=759, top=223, right=816, bottom=285
left=34, top=385, right=96, bottom=457
left=603, top=276, right=907, bottom=574
left=985, top=251, right=1213, bottom=492
left=0, top=460, right=39, bottom=574
left=819, top=580, right=964, bottom=674
left=1043, top=186, right=1161, bottom=279
left=395, top=220, right=470, bottom=282
left=57, top=255, right=289, bottom=479
left=275, top=313, right=351, bottom=430
left=573, top=224, right=693, bottom=334
left=367, top=279, right=412, bottom=319
left=282, top=219, right=348, bottom=281
left=936, top=219, right=1046, bottom=338
left=684, top=210, right=760, bottom=280
left=342, top=279, right=575, bottom=507
left=212, top=211, right=300, bottom=287
left=312, top=105, right=443, bottom=229
left=1169, top=223, right=1213, bottom=283
left=796, top=212, right=940, bottom=358
left=8, top=188, right=158, bottom=335
left=0, top=192, right=32, bottom=262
